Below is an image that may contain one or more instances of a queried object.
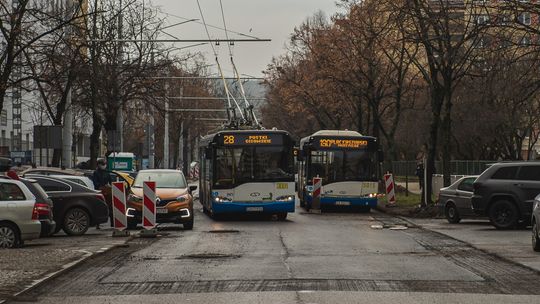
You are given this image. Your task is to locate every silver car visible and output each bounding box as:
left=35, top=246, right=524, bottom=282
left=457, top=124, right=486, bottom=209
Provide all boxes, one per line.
left=438, top=176, right=479, bottom=224
left=532, top=194, right=540, bottom=252
left=0, top=179, right=42, bottom=248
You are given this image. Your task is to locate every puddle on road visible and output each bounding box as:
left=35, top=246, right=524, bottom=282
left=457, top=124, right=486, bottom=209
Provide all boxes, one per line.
left=207, top=230, right=240, bottom=234
left=177, top=253, right=241, bottom=259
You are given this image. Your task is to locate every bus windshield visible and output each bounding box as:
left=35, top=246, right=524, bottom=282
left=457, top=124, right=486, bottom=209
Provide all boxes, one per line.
left=308, top=150, right=377, bottom=183
left=214, top=146, right=294, bottom=188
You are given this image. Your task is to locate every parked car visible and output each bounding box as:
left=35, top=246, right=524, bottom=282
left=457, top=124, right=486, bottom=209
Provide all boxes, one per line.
left=21, top=167, right=83, bottom=177
left=126, top=169, right=195, bottom=230
left=533, top=194, right=540, bottom=252
left=26, top=175, right=109, bottom=235
left=438, top=176, right=479, bottom=223
left=45, top=174, right=94, bottom=190
left=19, top=178, right=56, bottom=236
left=0, top=179, right=42, bottom=248
left=472, top=162, right=540, bottom=229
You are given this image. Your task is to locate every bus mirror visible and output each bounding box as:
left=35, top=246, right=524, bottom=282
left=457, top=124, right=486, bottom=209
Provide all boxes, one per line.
left=205, top=147, right=212, bottom=159
left=377, top=150, right=384, bottom=163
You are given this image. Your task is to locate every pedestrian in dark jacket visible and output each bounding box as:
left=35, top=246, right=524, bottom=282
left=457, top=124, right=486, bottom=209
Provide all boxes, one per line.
left=93, top=159, right=112, bottom=228
left=93, top=159, right=112, bottom=189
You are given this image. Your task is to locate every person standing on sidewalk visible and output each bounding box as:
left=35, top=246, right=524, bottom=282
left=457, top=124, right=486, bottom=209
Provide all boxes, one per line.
left=93, top=159, right=112, bottom=228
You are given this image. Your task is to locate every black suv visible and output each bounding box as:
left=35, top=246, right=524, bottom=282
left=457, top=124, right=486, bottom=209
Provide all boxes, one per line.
left=472, top=162, right=540, bottom=229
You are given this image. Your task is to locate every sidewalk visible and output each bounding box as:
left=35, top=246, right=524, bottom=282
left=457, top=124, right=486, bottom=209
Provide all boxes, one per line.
left=401, top=218, right=540, bottom=272
left=0, top=225, right=131, bottom=303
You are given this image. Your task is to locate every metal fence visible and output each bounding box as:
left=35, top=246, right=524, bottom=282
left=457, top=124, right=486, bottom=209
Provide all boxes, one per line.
left=391, top=160, right=494, bottom=177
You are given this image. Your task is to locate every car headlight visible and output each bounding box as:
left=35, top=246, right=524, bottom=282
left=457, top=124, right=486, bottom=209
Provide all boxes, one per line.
left=214, top=196, right=232, bottom=203
left=276, top=195, right=295, bottom=202
left=127, top=193, right=142, bottom=203
left=176, top=195, right=189, bottom=203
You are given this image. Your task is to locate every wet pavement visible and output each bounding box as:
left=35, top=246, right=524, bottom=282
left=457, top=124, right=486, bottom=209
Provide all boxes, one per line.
left=6, top=203, right=540, bottom=304
left=0, top=226, right=130, bottom=303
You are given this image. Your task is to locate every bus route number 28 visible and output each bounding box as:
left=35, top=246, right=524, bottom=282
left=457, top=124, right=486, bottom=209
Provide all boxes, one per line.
left=224, top=135, right=235, bottom=145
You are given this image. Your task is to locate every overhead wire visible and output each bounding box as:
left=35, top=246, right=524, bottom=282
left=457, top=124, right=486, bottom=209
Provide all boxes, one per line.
left=218, top=0, right=260, bottom=126
left=195, top=0, right=244, bottom=121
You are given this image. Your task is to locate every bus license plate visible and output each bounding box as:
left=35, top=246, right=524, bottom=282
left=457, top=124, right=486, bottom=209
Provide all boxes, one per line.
left=246, top=207, right=263, bottom=212
left=335, top=201, right=351, bottom=206
left=157, top=208, right=168, bottom=214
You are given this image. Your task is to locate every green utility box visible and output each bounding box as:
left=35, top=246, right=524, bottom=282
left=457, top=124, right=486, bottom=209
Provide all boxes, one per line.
left=108, top=152, right=135, bottom=171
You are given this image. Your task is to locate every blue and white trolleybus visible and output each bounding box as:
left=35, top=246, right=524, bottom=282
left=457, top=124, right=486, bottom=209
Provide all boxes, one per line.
left=297, top=130, right=382, bottom=211
left=199, top=129, right=295, bottom=220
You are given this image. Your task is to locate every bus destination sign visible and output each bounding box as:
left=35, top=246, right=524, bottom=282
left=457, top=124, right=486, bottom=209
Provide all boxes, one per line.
left=316, top=138, right=369, bottom=149
left=221, top=133, right=283, bottom=146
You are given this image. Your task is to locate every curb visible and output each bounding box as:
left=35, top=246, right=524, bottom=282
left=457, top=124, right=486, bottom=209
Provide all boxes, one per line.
left=2, top=236, right=134, bottom=303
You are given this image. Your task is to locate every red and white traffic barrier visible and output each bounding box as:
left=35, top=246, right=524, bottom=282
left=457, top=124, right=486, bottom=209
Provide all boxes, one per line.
left=112, top=182, right=127, bottom=230
left=384, top=173, right=396, bottom=206
left=312, top=177, right=322, bottom=211
left=143, top=181, right=157, bottom=229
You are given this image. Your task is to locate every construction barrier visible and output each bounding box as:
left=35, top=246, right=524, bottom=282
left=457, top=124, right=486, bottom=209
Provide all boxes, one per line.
left=384, top=173, right=396, bottom=206
left=111, top=182, right=129, bottom=237
left=142, top=181, right=157, bottom=229
left=311, top=177, right=322, bottom=212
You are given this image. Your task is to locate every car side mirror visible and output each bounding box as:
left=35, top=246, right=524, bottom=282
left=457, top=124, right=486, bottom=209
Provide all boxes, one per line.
left=189, top=185, right=197, bottom=194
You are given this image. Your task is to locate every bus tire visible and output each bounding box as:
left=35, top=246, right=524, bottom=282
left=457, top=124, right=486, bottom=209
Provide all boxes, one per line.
left=277, top=212, right=287, bottom=221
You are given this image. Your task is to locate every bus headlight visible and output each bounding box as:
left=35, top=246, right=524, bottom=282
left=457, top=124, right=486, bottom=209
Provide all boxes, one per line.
left=276, top=195, right=295, bottom=202
left=214, top=196, right=232, bottom=203
left=364, top=193, right=378, bottom=198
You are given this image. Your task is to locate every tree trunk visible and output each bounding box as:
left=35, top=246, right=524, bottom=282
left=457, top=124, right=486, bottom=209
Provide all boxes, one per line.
left=424, top=87, right=444, bottom=207
left=89, top=113, right=102, bottom=169
left=441, top=89, right=453, bottom=187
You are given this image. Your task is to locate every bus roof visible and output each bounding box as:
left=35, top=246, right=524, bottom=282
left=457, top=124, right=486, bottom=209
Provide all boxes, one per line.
left=311, top=130, right=363, bottom=137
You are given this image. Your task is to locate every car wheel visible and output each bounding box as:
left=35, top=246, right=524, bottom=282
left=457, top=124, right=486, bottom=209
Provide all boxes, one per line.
left=445, top=203, right=461, bottom=224
left=0, top=223, right=20, bottom=249
left=183, top=218, right=194, bottom=230
left=533, top=221, right=540, bottom=252
left=277, top=212, right=288, bottom=221
left=63, top=208, right=90, bottom=236
left=489, top=200, right=519, bottom=230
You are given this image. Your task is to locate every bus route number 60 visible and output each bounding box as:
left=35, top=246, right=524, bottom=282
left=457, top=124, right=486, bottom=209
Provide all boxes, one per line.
left=224, top=135, right=235, bottom=145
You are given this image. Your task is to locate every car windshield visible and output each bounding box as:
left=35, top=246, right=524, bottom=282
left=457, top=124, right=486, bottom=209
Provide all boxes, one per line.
left=308, top=149, right=378, bottom=183
left=133, top=171, right=187, bottom=188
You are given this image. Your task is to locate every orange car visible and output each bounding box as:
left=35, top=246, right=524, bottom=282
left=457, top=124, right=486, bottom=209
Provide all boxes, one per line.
left=126, top=170, right=195, bottom=230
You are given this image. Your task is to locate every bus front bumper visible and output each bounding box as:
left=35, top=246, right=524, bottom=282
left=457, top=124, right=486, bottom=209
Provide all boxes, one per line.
left=306, top=195, right=378, bottom=208
left=212, top=201, right=295, bottom=214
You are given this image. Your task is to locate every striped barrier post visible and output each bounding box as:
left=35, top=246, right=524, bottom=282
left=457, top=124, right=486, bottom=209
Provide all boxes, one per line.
left=111, top=182, right=129, bottom=237
left=384, top=174, right=396, bottom=207
left=141, top=181, right=157, bottom=237
left=311, top=177, right=322, bottom=213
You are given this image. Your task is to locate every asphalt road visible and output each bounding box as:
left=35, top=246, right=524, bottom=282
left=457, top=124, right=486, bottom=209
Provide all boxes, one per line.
left=9, top=203, right=540, bottom=304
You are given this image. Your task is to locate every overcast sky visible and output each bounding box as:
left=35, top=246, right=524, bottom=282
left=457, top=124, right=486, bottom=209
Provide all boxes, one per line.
left=154, top=0, right=342, bottom=77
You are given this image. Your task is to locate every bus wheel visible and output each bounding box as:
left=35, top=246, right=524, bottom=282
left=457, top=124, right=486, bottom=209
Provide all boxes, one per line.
left=277, top=212, right=287, bottom=221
